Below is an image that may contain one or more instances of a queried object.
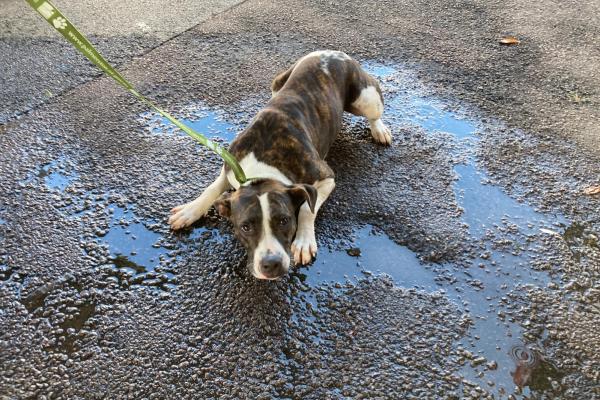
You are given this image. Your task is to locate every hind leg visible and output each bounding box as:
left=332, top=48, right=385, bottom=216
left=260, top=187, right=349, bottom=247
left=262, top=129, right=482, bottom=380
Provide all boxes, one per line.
left=349, top=74, right=392, bottom=145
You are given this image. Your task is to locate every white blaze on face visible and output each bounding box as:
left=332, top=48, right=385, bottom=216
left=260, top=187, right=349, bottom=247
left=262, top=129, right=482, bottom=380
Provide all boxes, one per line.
left=252, top=193, right=290, bottom=279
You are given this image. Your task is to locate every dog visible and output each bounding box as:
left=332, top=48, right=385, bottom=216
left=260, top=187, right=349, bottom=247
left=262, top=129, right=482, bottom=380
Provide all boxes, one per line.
left=168, top=50, right=391, bottom=280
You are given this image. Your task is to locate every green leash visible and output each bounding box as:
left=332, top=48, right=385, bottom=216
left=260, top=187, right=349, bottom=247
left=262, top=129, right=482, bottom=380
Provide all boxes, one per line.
left=25, top=0, right=248, bottom=184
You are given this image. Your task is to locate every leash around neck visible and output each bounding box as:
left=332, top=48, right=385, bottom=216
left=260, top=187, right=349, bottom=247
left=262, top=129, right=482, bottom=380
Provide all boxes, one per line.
left=25, top=0, right=249, bottom=185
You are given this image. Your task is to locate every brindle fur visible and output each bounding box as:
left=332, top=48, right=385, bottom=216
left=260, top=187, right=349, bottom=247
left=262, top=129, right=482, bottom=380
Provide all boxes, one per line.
left=226, top=53, right=384, bottom=184
left=169, top=51, right=389, bottom=278
left=215, top=180, right=317, bottom=275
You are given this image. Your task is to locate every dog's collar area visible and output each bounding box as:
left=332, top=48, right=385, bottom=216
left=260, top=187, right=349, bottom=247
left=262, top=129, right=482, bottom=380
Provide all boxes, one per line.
left=240, top=177, right=263, bottom=186
left=241, top=176, right=289, bottom=187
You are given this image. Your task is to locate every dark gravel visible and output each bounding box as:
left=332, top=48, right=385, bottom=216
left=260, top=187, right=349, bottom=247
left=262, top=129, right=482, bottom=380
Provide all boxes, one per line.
left=1, top=0, right=599, bottom=398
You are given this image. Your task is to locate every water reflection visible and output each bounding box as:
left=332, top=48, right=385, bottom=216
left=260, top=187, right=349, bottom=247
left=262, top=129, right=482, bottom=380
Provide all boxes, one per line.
left=350, top=62, right=568, bottom=398
left=142, top=103, right=240, bottom=142
left=302, top=225, right=438, bottom=291
left=20, top=157, right=78, bottom=192
left=510, top=345, right=562, bottom=391
left=98, top=205, right=176, bottom=290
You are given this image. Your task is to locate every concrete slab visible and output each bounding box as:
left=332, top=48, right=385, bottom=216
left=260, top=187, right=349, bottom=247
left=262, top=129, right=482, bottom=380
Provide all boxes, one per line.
left=0, top=0, right=244, bottom=122
left=1, top=0, right=599, bottom=398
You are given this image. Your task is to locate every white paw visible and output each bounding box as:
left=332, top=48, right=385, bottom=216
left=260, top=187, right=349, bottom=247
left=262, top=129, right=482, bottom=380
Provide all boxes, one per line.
left=168, top=202, right=207, bottom=230
left=370, top=119, right=392, bottom=145
left=292, top=229, right=317, bottom=265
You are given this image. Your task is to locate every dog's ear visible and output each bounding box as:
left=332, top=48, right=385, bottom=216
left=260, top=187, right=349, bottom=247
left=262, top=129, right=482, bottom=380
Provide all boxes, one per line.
left=287, top=184, right=318, bottom=213
left=214, top=192, right=232, bottom=218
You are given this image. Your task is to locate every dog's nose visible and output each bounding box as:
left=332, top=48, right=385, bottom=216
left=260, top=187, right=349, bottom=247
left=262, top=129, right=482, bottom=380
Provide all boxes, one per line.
left=259, top=254, right=285, bottom=279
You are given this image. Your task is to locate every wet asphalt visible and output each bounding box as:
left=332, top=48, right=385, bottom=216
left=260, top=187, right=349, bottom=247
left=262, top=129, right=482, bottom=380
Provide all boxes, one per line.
left=1, top=0, right=599, bottom=399
left=0, top=0, right=242, bottom=123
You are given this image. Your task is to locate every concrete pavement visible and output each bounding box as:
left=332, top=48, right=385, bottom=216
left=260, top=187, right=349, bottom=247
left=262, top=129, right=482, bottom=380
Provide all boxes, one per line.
left=1, top=0, right=599, bottom=398
left=0, top=0, right=244, bottom=123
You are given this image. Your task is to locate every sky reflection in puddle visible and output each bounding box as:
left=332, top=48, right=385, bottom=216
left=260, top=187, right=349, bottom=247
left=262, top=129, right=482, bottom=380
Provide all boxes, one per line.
left=142, top=103, right=240, bottom=142
left=295, top=61, right=568, bottom=398
left=134, top=62, right=568, bottom=398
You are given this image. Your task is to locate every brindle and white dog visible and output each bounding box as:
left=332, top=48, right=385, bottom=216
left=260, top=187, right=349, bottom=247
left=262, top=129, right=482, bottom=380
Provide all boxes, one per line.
left=168, top=51, right=391, bottom=280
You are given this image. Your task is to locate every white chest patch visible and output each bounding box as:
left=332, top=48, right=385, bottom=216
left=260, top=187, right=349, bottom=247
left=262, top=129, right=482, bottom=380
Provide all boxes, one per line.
left=226, top=152, right=292, bottom=189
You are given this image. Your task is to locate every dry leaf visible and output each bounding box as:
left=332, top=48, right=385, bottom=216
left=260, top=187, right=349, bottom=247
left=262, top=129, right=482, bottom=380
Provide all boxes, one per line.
left=346, top=247, right=362, bottom=257
left=583, top=185, right=600, bottom=195
left=499, top=36, right=520, bottom=45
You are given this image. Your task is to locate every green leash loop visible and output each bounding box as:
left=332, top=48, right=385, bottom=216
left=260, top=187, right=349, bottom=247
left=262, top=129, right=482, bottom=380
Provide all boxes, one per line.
left=25, top=0, right=248, bottom=184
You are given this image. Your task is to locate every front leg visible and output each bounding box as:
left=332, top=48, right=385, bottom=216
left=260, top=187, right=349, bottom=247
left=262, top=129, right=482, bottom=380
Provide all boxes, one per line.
left=168, top=167, right=230, bottom=230
left=292, top=178, right=335, bottom=265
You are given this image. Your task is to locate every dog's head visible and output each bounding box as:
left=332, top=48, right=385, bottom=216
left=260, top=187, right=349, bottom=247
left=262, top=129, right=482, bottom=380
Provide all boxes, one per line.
left=214, top=179, right=317, bottom=280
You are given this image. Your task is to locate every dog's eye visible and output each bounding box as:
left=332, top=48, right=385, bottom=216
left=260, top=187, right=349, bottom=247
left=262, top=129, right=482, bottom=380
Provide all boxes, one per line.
left=241, top=223, right=252, bottom=233
left=279, top=217, right=289, bottom=226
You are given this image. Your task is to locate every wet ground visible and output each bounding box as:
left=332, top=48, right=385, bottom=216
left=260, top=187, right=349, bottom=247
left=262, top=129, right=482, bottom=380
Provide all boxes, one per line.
left=0, top=0, right=242, bottom=123
left=2, top=0, right=600, bottom=399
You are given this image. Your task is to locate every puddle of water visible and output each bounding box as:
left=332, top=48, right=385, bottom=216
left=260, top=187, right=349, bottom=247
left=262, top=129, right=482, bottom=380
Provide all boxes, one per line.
left=294, top=225, right=442, bottom=332
left=187, top=226, right=228, bottom=244
left=563, top=221, right=599, bottom=249
left=60, top=302, right=96, bottom=332
left=363, top=61, right=568, bottom=237
left=97, top=204, right=228, bottom=288
left=182, top=112, right=238, bottom=142
left=509, top=345, right=563, bottom=391
left=97, top=205, right=176, bottom=289
left=42, top=170, right=72, bottom=191
left=396, top=99, right=476, bottom=139
left=129, top=62, right=571, bottom=397
left=103, top=206, right=166, bottom=270
left=328, top=61, right=568, bottom=397
left=20, top=275, right=76, bottom=312
left=454, top=164, right=546, bottom=237
left=142, top=104, right=240, bottom=142
left=366, top=64, right=476, bottom=140
left=364, top=64, right=397, bottom=78
left=300, top=225, right=438, bottom=291
left=17, top=274, right=96, bottom=353
left=34, top=158, right=78, bottom=191
left=302, top=222, right=557, bottom=397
